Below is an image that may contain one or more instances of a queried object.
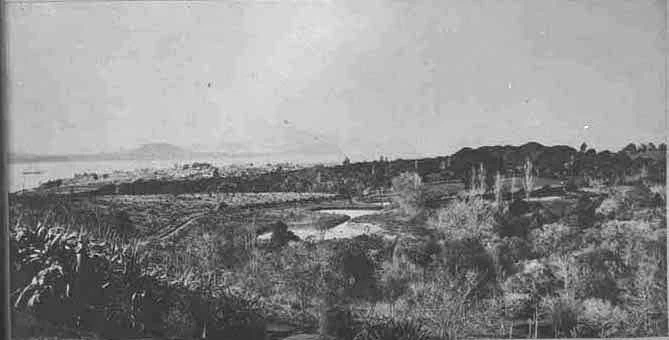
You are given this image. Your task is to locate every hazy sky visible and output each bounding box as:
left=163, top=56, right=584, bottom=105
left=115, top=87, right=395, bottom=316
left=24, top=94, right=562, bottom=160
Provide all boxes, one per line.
left=7, top=0, right=667, bottom=160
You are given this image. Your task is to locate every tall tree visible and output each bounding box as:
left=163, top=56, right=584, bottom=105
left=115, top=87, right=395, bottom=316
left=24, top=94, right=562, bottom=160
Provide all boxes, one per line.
left=622, top=143, right=637, bottom=154
left=524, top=158, right=536, bottom=200
left=580, top=142, right=588, bottom=153
left=647, top=142, right=657, bottom=151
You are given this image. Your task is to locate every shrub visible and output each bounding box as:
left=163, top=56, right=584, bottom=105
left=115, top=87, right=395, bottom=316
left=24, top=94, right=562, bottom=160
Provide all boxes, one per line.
left=576, top=298, right=628, bottom=337
left=490, top=236, right=530, bottom=278
left=540, top=293, right=580, bottom=337
left=564, top=196, right=601, bottom=228
left=11, top=223, right=169, bottom=337
left=437, top=238, right=496, bottom=295
left=528, top=223, right=577, bottom=257
left=392, top=236, right=440, bottom=269
left=648, top=184, right=666, bottom=206
left=502, top=259, right=561, bottom=333
left=378, top=259, right=413, bottom=317
left=319, top=303, right=354, bottom=340
left=431, top=196, right=497, bottom=244
left=327, top=241, right=380, bottom=302
left=595, top=197, right=622, bottom=219
left=391, top=172, right=425, bottom=217
left=570, top=247, right=624, bottom=303
left=209, top=291, right=267, bottom=340
left=353, top=317, right=431, bottom=340
left=268, top=221, right=299, bottom=249
left=406, top=267, right=494, bottom=339
left=277, top=243, right=324, bottom=314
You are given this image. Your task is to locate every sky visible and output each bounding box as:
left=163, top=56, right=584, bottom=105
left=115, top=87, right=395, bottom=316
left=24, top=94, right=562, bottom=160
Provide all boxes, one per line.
left=6, top=0, right=667, bottom=161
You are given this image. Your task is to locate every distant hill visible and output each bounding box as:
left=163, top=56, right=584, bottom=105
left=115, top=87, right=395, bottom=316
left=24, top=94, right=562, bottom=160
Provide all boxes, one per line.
left=9, top=143, right=203, bottom=163
left=9, top=140, right=343, bottom=164
left=213, top=119, right=344, bottom=162
left=118, top=143, right=196, bottom=160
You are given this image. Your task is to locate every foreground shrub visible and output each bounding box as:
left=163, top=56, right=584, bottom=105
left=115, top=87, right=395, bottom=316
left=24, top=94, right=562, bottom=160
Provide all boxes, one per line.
left=11, top=220, right=270, bottom=339
left=353, top=317, right=431, bottom=340
left=11, top=223, right=169, bottom=337
left=378, top=258, right=414, bottom=317
left=208, top=290, right=267, bottom=340
left=406, top=268, right=495, bottom=339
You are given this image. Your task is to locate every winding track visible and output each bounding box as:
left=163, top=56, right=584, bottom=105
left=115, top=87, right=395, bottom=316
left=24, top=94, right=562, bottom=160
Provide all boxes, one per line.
left=157, top=212, right=209, bottom=240
left=155, top=195, right=343, bottom=241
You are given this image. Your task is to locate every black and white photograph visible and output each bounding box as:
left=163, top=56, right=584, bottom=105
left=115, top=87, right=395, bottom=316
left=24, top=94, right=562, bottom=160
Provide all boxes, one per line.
left=4, top=0, right=668, bottom=339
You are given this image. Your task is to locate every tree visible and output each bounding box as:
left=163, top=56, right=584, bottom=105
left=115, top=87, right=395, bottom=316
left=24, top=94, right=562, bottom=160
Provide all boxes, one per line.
left=540, top=293, right=580, bottom=338
left=623, top=143, right=637, bottom=154
left=337, top=178, right=357, bottom=204
left=503, top=260, right=560, bottom=338
left=576, top=298, right=628, bottom=337
left=658, top=143, right=666, bottom=152
left=580, top=142, right=588, bottom=153
left=278, top=243, right=323, bottom=315
left=523, top=158, right=536, bottom=200
left=468, top=164, right=487, bottom=196
left=343, top=156, right=351, bottom=166
left=391, top=172, right=425, bottom=216
left=478, top=163, right=487, bottom=195
left=494, top=172, right=503, bottom=206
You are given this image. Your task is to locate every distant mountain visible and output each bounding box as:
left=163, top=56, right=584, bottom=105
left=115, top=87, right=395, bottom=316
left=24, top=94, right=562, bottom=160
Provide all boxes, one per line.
left=118, top=143, right=196, bottom=160
left=9, top=143, right=204, bottom=163
left=10, top=152, right=73, bottom=163
left=213, top=119, right=345, bottom=162
left=9, top=139, right=343, bottom=164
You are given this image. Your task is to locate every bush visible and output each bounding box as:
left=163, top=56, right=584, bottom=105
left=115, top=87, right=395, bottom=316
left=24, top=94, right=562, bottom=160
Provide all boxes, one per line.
left=570, top=247, right=623, bottom=303
left=391, top=172, right=425, bottom=217
left=576, top=298, right=628, bottom=337
left=392, top=236, right=440, bottom=269
left=431, top=196, right=498, bottom=244
left=564, top=196, right=601, bottom=228
left=540, top=293, right=580, bottom=337
left=502, top=260, right=560, bottom=322
left=378, top=259, right=413, bottom=316
left=405, top=267, right=496, bottom=339
left=319, top=303, right=354, bottom=340
left=268, top=221, right=299, bottom=249
left=353, top=317, right=431, bottom=340
left=529, top=223, right=578, bottom=257
left=490, top=236, right=530, bottom=277
left=277, top=243, right=324, bottom=313
left=327, top=241, right=380, bottom=302
left=438, top=238, right=496, bottom=295
left=209, top=291, right=267, bottom=340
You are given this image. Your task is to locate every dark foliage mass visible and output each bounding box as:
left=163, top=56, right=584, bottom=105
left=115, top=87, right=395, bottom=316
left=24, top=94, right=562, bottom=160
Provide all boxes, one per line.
left=42, top=141, right=664, bottom=199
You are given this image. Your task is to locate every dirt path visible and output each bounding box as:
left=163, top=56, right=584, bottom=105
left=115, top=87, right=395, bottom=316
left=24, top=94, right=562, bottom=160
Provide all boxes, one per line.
left=156, top=197, right=376, bottom=241
left=157, top=212, right=209, bottom=240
